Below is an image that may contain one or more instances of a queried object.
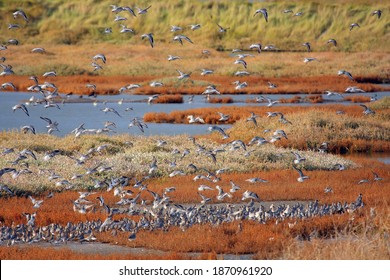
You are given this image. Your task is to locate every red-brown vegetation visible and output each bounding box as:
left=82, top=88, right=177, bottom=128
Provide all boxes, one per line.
left=155, top=94, right=183, bottom=104
left=208, top=97, right=234, bottom=104
left=1, top=74, right=385, bottom=96
left=343, top=96, right=371, bottom=103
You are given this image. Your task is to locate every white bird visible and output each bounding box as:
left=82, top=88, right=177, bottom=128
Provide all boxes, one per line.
left=148, top=94, right=159, bottom=104
left=293, top=166, right=309, bottom=182
left=173, top=34, right=193, bottom=45
left=234, top=81, right=248, bottom=90
left=0, top=64, right=14, bottom=76
left=1, top=82, right=16, bottom=90
left=246, top=177, right=268, bottom=183
left=21, top=125, right=36, bottom=134
left=350, top=23, right=360, bottom=31
left=291, top=151, right=306, bottom=164
left=217, top=112, right=230, bottom=122
left=249, top=43, right=262, bottom=53
left=372, top=10, right=382, bottom=19
left=189, top=24, right=201, bottom=31
left=168, top=55, right=180, bottom=61
left=31, top=47, right=46, bottom=54
left=254, top=8, right=268, bottom=22
left=104, top=27, right=112, bottom=34
left=12, top=104, right=29, bottom=116
left=198, top=184, right=214, bottom=191
left=246, top=112, right=259, bottom=127
left=304, top=57, right=318, bottom=63
left=141, top=33, right=154, bottom=48
left=234, top=59, right=247, bottom=69
left=150, top=81, right=163, bottom=87
left=93, top=54, right=106, bottom=64
left=302, top=42, right=311, bottom=52
left=372, top=171, right=383, bottom=181
left=229, top=180, right=241, bottom=193
left=100, top=107, right=122, bottom=117
left=345, top=86, right=364, bottom=93
left=338, top=70, right=354, bottom=81
left=216, top=185, right=232, bottom=201
left=136, top=5, right=152, bottom=15
left=198, top=192, right=212, bottom=204
left=201, top=69, right=214, bottom=76
left=359, top=104, right=375, bottom=115
left=217, top=23, right=229, bottom=33
left=324, top=186, right=333, bottom=194
left=187, top=115, right=205, bottom=124
left=262, top=96, right=280, bottom=107
left=267, top=81, right=277, bottom=89
left=242, top=190, right=260, bottom=201
left=327, top=39, right=337, bottom=47
left=208, top=126, right=229, bottom=139
left=177, top=69, right=191, bottom=80
left=13, top=10, right=29, bottom=22
left=120, top=24, right=135, bottom=33
left=114, top=15, right=127, bottom=22
left=42, top=71, right=56, bottom=78
left=29, top=196, right=43, bottom=208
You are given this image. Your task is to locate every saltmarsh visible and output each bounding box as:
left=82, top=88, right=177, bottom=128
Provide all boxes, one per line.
left=0, top=131, right=354, bottom=194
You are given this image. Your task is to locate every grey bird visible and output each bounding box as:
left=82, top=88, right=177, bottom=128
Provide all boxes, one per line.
left=173, top=35, right=193, bottom=45
left=208, top=126, right=229, bottom=139
left=327, top=39, right=337, bottom=47
left=136, top=5, right=152, bottom=15
left=93, top=54, right=106, bottom=64
left=372, top=171, right=383, bottom=181
left=141, top=33, right=154, bottom=48
left=359, top=104, right=375, bottom=115
left=13, top=10, right=29, bottom=22
left=350, top=23, right=360, bottom=31
left=12, top=104, right=29, bottom=116
left=100, top=107, right=122, bottom=117
left=242, top=190, right=260, bottom=202
left=217, top=23, right=229, bottom=33
left=254, top=8, right=268, bottom=22
left=372, top=10, right=382, bottom=19
left=21, top=125, right=36, bottom=134
left=338, top=70, right=354, bottom=81
left=293, top=166, right=309, bottom=182
left=31, top=47, right=46, bottom=54
left=302, top=42, right=311, bottom=52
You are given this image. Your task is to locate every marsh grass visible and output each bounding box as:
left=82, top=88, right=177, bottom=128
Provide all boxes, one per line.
left=0, top=130, right=357, bottom=195
left=0, top=46, right=388, bottom=94
left=144, top=101, right=390, bottom=152
left=0, top=0, right=389, bottom=52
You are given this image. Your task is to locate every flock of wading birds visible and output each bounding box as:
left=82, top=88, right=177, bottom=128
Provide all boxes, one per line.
left=0, top=5, right=386, bottom=246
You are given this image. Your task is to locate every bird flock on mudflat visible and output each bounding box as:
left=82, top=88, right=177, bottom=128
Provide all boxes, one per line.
left=0, top=4, right=386, bottom=247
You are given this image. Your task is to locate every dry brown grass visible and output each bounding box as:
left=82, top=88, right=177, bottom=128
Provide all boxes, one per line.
left=0, top=246, right=195, bottom=260
left=154, top=94, right=183, bottom=104
left=343, top=96, right=371, bottom=103
left=0, top=155, right=388, bottom=259
left=143, top=103, right=390, bottom=153
left=0, top=43, right=388, bottom=96
left=208, top=97, right=234, bottom=104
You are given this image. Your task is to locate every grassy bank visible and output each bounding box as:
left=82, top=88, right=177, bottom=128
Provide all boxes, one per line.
left=0, top=0, right=389, bottom=52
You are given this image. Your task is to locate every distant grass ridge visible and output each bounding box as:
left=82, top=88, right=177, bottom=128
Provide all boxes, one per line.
left=0, top=0, right=388, bottom=51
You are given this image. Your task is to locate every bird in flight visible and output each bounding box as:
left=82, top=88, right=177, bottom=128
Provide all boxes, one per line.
left=141, top=33, right=154, bottom=48
left=254, top=8, right=268, bottom=22
left=371, top=10, right=382, bottom=19
left=217, top=23, right=229, bottom=33
left=350, top=23, right=360, bottom=31
left=337, top=70, right=354, bottom=81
